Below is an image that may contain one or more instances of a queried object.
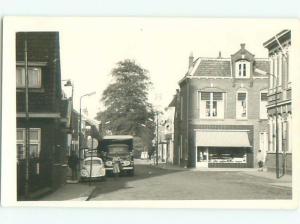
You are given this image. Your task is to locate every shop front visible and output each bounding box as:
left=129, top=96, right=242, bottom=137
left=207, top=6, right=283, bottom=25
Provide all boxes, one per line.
left=195, top=130, right=253, bottom=168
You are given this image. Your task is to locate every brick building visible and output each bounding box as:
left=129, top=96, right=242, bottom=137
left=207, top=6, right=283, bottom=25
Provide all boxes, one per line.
left=16, top=32, right=68, bottom=198
left=174, top=44, right=269, bottom=168
left=263, top=30, right=292, bottom=174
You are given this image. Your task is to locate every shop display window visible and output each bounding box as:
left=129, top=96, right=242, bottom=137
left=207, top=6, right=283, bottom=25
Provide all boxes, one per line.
left=208, top=147, right=247, bottom=163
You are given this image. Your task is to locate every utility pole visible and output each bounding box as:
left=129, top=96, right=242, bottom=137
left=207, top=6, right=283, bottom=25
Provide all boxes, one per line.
left=24, top=34, right=30, bottom=199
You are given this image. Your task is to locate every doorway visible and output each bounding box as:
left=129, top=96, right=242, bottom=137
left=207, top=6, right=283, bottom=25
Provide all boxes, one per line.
left=196, top=147, right=208, bottom=168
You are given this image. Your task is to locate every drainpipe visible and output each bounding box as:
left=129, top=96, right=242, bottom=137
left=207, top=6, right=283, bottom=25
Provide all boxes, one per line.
left=24, top=34, right=30, bottom=199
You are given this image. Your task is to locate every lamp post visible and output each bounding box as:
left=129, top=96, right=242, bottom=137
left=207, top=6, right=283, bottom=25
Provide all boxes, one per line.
left=24, top=33, right=30, bottom=199
left=63, top=79, right=74, bottom=154
left=79, top=91, right=96, bottom=156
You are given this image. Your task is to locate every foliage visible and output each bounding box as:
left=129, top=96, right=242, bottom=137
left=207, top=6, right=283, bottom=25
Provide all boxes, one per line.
left=96, top=59, right=155, bottom=151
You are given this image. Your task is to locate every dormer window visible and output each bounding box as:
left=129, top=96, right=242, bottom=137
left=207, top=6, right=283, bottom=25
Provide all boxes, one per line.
left=236, top=60, right=250, bottom=78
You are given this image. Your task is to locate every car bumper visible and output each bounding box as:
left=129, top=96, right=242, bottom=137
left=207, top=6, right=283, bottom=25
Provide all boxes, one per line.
left=105, top=166, right=134, bottom=170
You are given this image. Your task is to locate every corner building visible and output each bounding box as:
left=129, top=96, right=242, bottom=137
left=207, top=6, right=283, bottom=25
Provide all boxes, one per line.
left=174, top=44, right=269, bottom=168
left=263, top=30, right=292, bottom=174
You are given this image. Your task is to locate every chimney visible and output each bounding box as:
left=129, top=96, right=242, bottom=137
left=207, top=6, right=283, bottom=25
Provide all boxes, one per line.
left=189, top=52, right=194, bottom=69
left=218, top=51, right=222, bottom=58
left=241, top=43, right=246, bottom=49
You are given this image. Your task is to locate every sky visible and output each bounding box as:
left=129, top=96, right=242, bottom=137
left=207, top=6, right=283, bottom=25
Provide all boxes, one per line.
left=53, top=18, right=293, bottom=119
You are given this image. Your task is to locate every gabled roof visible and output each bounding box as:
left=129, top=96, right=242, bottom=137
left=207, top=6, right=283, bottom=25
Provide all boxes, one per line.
left=193, top=58, right=232, bottom=77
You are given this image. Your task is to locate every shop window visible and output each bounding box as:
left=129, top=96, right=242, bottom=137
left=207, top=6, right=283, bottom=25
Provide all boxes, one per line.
left=16, top=128, right=41, bottom=160
left=208, top=148, right=247, bottom=163
left=236, top=60, right=250, bottom=78
left=16, top=67, right=42, bottom=88
left=199, top=92, right=224, bottom=119
left=260, top=91, right=268, bottom=119
left=236, top=92, right=247, bottom=119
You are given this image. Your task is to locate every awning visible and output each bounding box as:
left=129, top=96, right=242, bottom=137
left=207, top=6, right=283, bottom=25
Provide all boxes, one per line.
left=195, top=131, right=251, bottom=147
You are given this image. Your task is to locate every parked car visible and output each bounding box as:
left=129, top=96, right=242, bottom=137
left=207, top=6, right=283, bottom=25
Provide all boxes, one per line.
left=80, top=157, right=106, bottom=181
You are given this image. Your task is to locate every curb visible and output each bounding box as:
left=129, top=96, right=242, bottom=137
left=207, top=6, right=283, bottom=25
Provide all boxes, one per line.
left=85, top=186, right=97, bottom=201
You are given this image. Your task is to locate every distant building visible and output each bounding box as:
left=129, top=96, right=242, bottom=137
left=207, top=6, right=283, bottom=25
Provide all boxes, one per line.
left=16, top=32, right=68, bottom=198
left=174, top=44, right=269, bottom=168
left=263, top=30, right=292, bottom=174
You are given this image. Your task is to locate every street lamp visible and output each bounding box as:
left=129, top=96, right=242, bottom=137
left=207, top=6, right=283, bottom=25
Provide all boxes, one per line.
left=79, top=91, right=96, bottom=154
left=63, top=79, right=74, bottom=154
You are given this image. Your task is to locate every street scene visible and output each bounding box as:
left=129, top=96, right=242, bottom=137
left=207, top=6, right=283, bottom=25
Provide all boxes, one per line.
left=13, top=19, right=292, bottom=201
left=41, top=160, right=292, bottom=201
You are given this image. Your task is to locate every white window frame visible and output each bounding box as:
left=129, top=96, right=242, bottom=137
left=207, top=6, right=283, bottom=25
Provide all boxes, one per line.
left=259, top=132, right=268, bottom=154
left=16, top=128, right=41, bottom=159
left=16, top=66, right=42, bottom=88
left=236, top=60, right=250, bottom=78
left=199, top=92, right=224, bottom=119
left=260, top=91, right=268, bottom=120
left=236, top=91, right=248, bottom=120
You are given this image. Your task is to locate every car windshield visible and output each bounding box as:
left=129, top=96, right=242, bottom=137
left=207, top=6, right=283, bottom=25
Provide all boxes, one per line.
left=84, top=160, right=102, bottom=165
left=107, top=144, right=129, bottom=155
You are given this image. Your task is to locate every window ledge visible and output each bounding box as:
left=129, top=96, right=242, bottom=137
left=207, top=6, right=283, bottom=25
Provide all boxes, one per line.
left=236, top=118, right=248, bottom=121
left=17, top=88, right=45, bottom=93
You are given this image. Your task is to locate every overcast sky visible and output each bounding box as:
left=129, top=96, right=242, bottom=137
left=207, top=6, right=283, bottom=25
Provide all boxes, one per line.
left=54, top=18, right=292, bottom=119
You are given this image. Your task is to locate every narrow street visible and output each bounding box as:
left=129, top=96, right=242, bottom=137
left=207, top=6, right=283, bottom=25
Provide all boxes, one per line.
left=87, top=160, right=292, bottom=200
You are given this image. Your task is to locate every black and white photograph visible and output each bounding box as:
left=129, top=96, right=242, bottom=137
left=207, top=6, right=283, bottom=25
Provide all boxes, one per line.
left=1, top=17, right=299, bottom=208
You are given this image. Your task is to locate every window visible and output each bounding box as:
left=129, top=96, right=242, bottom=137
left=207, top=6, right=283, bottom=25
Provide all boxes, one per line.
left=259, top=132, right=268, bottom=154
left=16, top=67, right=42, bottom=88
left=236, top=92, right=247, bottom=119
left=16, top=128, right=41, bottom=160
left=260, top=91, right=268, bottom=119
left=199, top=92, right=224, bottom=119
left=236, top=60, right=250, bottom=78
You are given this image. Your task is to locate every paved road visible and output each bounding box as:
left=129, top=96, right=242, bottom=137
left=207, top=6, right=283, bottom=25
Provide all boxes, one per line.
left=88, top=163, right=292, bottom=200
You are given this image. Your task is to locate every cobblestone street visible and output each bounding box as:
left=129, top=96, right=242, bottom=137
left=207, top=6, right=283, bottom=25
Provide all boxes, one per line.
left=87, top=161, right=292, bottom=201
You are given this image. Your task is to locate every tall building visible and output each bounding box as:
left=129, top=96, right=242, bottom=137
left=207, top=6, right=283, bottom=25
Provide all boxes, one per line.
left=263, top=30, right=292, bottom=174
left=174, top=44, right=269, bottom=168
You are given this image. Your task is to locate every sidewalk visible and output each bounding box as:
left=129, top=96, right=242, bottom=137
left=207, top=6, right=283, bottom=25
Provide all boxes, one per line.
left=241, top=170, right=292, bottom=188
left=39, top=182, right=96, bottom=201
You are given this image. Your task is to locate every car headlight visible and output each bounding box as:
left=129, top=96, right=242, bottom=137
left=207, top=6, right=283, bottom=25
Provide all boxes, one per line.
left=105, top=161, right=113, bottom=166
left=81, top=169, right=89, bottom=177
left=122, top=161, right=130, bottom=166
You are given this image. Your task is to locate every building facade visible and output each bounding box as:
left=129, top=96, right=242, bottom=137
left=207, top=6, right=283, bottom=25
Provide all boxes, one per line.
left=263, top=30, right=292, bottom=174
left=16, top=32, right=68, bottom=198
left=174, top=44, right=269, bottom=168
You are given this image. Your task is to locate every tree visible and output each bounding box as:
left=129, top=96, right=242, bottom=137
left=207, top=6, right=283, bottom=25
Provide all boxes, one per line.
left=96, top=59, right=155, bottom=152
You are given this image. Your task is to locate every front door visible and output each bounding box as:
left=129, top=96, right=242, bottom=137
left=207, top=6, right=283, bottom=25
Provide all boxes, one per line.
left=196, top=147, right=208, bottom=168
